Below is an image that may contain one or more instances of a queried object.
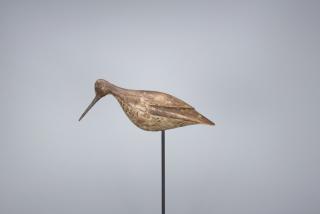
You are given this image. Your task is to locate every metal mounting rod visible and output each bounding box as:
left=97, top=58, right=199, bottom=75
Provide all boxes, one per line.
left=161, top=130, right=165, bottom=214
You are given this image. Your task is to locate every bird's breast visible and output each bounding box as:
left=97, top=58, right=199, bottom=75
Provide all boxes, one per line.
left=115, top=96, right=150, bottom=125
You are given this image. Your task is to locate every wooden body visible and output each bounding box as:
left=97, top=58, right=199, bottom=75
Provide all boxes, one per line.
left=79, top=80, right=214, bottom=131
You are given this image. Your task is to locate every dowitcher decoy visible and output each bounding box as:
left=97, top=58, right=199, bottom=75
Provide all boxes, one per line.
left=79, top=79, right=214, bottom=130
left=79, top=79, right=214, bottom=214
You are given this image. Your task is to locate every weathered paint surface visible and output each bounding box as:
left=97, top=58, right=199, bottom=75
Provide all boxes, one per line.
left=79, top=79, right=214, bottom=131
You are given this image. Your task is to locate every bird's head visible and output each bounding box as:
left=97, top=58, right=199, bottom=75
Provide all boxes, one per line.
left=78, top=79, right=112, bottom=121
left=95, top=79, right=112, bottom=97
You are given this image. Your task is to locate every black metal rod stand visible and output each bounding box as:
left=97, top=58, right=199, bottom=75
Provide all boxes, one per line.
left=161, top=130, right=165, bottom=214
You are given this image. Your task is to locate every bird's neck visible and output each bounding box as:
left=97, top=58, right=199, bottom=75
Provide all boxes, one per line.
left=108, top=82, right=127, bottom=97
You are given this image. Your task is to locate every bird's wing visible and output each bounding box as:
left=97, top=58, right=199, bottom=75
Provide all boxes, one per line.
left=148, top=105, right=214, bottom=125
left=148, top=106, right=196, bottom=122
left=141, top=91, right=213, bottom=125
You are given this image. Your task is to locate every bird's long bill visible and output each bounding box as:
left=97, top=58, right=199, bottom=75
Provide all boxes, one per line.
left=78, top=96, right=101, bottom=121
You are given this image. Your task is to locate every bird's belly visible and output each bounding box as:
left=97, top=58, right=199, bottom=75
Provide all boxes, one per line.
left=128, top=111, right=192, bottom=131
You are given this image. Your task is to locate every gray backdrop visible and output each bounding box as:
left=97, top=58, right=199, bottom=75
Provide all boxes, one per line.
left=1, top=0, right=319, bottom=214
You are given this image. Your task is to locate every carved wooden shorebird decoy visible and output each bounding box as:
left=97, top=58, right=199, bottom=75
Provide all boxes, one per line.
left=79, top=79, right=214, bottom=214
left=79, top=79, right=214, bottom=130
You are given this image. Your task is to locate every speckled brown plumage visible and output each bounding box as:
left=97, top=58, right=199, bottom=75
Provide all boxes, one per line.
left=79, top=79, right=214, bottom=131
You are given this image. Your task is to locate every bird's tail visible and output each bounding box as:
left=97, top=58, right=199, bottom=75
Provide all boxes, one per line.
left=199, top=114, right=215, bottom=125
